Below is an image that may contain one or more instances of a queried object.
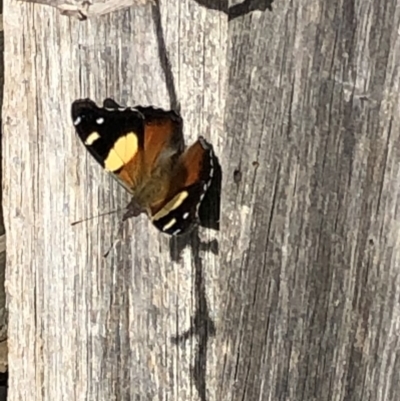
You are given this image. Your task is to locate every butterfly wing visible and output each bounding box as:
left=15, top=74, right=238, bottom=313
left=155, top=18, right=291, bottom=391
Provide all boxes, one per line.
left=72, top=98, right=146, bottom=193
left=150, top=137, right=215, bottom=235
left=72, top=98, right=184, bottom=194
left=103, top=99, right=184, bottom=167
left=135, top=105, right=184, bottom=174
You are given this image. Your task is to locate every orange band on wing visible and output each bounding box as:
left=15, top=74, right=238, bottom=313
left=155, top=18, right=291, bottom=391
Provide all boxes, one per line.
left=179, top=140, right=209, bottom=187
left=114, top=154, right=143, bottom=189
left=143, top=118, right=182, bottom=172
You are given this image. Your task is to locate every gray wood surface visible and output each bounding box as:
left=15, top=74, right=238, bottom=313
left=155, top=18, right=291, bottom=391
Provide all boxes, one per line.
left=3, top=0, right=400, bottom=400
left=19, top=0, right=151, bottom=19
left=0, top=0, right=8, bottom=377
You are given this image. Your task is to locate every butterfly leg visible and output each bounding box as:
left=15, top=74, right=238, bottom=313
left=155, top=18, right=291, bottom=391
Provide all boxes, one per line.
left=103, top=199, right=145, bottom=257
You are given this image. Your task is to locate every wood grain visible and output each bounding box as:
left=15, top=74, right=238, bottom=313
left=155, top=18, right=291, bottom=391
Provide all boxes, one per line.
left=19, top=0, right=153, bottom=19
left=3, top=0, right=225, bottom=400
left=3, top=0, right=400, bottom=400
left=216, top=1, right=400, bottom=400
left=0, top=0, right=7, bottom=376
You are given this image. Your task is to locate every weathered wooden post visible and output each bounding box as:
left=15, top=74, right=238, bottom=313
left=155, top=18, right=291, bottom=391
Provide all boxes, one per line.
left=3, top=1, right=400, bottom=400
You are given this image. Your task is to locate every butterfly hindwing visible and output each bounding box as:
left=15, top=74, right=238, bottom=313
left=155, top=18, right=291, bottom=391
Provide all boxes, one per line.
left=150, top=137, right=215, bottom=235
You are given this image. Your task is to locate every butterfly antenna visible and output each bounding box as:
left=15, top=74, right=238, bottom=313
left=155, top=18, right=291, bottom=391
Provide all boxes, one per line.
left=71, top=209, right=128, bottom=258
left=71, top=209, right=123, bottom=226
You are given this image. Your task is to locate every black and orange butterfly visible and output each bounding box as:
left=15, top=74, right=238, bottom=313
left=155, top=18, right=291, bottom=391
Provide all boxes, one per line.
left=71, top=98, right=215, bottom=235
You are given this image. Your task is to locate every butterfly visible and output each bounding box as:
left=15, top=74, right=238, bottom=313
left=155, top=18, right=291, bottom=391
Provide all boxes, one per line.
left=71, top=98, right=215, bottom=235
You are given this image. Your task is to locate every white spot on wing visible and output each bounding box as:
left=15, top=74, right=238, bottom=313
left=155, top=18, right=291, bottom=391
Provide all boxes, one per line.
left=183, top=212, right=189, bottom=219
left=96, top=117, right=104, bottom=124
left=73, top=116, right=81, bottom=126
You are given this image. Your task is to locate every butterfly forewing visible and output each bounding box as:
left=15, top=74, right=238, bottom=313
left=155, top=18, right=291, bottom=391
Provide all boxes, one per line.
left=72, top=99, right=145, bottom=167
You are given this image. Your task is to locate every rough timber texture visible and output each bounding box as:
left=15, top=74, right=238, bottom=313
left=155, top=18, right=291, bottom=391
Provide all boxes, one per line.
left=20, top=0, right=152, bottom=19
left=0, top=0, right=7, bottom=378
left=216, top=1, right=400, bottom=400
left=3, top=1, right=225, bottom=400
left=3, top=1, right=400, bottom=401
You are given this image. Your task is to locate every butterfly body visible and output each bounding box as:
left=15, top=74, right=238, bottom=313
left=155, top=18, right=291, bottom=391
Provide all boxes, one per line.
left=71, top=98, right=215, bottom=235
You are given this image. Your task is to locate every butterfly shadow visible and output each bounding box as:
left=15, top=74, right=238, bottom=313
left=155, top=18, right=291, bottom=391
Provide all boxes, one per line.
left=193, top=0, right=275, bottom=20
left=148, top=4, right=222, bottom=398
left=150, top=0, right=277, bottom=110
left=151, top=1, right=180, bottom=112
left=169, top=228, right=217, bottom=401
left=168, top=155, right=221, bottom=401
